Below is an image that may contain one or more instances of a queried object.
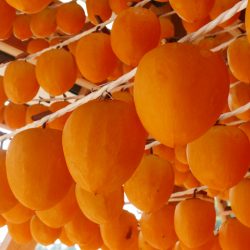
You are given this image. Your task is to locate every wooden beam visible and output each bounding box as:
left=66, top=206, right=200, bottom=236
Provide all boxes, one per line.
left=0, top=42, right=24, bottom=58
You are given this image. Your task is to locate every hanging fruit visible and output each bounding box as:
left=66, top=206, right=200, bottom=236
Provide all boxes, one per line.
left=6, top=128, right=73, bottom=210
left=124, top=154, right=174, bottom=212
left=111, top=7, right=161, bottom=66
left=75, top=33, right=118, bottom=83
left=4, top=61, right=39, bottom=104
left=30, top=8, right=57, bottom=38
left=219, top=218, right=250, bottom=250
left=140, top=204, right=178, bottom=249
left=187, top=126, right=250, bottom=190
left=229, top=179, right=250, bottom=228
left=100, top=210, right=139, bottom=250
left=2, top=202, right=33, bottom=224
left=7, top=221, right=33, bottom=244
left=0, top=150, right=17, bottom=214
left=13, top=14, right=32, bottom=40
left=30, top=216, right=61, bottom=246
left=134, top=43, right=229, bottom=147
left=56, top=2, right=86, bottom=35
left=0, top=0, right=16, bottom=40
left=36, top=185, right=78, bottom=228
left=62, top=100, right=146, bottom=194
left=86, top=0, right=112, bottom=25
left=35, top=49, right=77, bottom=96
left=75, top=185, right=124, bottom=225
left=4, top=103, right=27, bottom=129
left=174, top=198, right=216, bottom=248
left=227, top=36, right=250, bottom=84
left=64, top=209, right=100, bottom=245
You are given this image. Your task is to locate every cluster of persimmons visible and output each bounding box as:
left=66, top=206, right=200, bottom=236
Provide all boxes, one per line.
left=0, top=0, right=250, bottom=250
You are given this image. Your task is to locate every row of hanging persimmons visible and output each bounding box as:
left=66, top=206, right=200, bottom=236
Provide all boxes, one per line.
left=1, top=0, right=250, bottom=250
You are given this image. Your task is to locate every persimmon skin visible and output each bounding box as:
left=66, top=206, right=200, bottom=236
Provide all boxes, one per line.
left=56, top=2, right=86, bottom=35
left=7, top=221, right=32, bottom=244
left=30, top=216, right=61, bottom=246
left=4, top=61, right=39, bottom=104
left=0, top=215, right=6, bottom=227
left=25, top=104, right=48, bottom=124
left=64, top=209, right=100, bottom=245
left=100, top=210, right=139, bottom=250
left=36, top=49, right=77, bottom=96
left=246, top=1, right=250, bottom=43
left=0, top=0, right=15, bottom=40
left=108, top=0, right=140, bottom=14
left=174, top=160, right=189, bottom=173
left=187, top=126, right=250, bottom=191
left=134, top=43, right=229, bottom=147
left=48, top=101, right=71, bottom=131
left=79, top=228, right=103, bottom=250
left=86, top=0, right=112, bottom=25
left=75, top=185, right=124, bottom=225
left=174, top=168, right=189, bottom=186
left=13, top=14, right=32, bottom=40
left=153, top=144, right=175, bottom=163
left=239, top=121, right=250, bottom=141
left=228, top=36, right=250, bottom=83
left=229, top=179, right=250, bottom=228
left=36, top=185, right=78, bottom=228
left=5, top=0, right=53, bottom=14
left=219, top=218, right=250, bottom=250
left=0, top=76, right=8, bottom=108
left=138, top=232, right=158, bottom=250
left=175, top=145, right=188, bottom=164
left=4, top=103, right=27, bottom=129
left=2, top=203, right=33, bottom=224
left=183, top=172, right=200, bottom=189
left=59, top=228, right=74, bottom=247
left=159, top=17, right=175, bottom=39
left=140, top=204, right=177, bottom=250
left=26, top=39, right=49, bottom=54
left=177, top=236, right=221, bottom=250
left=6, top=128, right=72, bottom=210
left=169, top=0, right=215, bottom=23
left=30, top=8, right=57, bottom=38
left=62, top=100, right=146, bottom=194
left=124, top=154, right=174, bottom=213
left=174, top=198, right=216, bottom=248
left=0, top=150, right=17, bottom=214
left=111, top=7, right=161, bottom=66
left=75, top=33, right=118, bottom=84
left=229, top=82, right=250, bottom=121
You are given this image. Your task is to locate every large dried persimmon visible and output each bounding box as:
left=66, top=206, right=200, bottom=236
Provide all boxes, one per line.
left=134, top=43, right=229, bottom=147
left=4, top=61, right=39, bottom=104
left=56, top=2, right=86, bottom=35
left=36, top=49, right=77, bottom=96
left=75, top=33, right=117, bottom=84
left=187, top=126, right=250, bottom=190
left=63, top=100, right=146, bottom=194
left=174, top=198, right=216, bottom=248
left=6, top=128, right=72, bottom=210
left=111, top=7, right=161, bottom=66
left=124, top=154, right=174, bottom=212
